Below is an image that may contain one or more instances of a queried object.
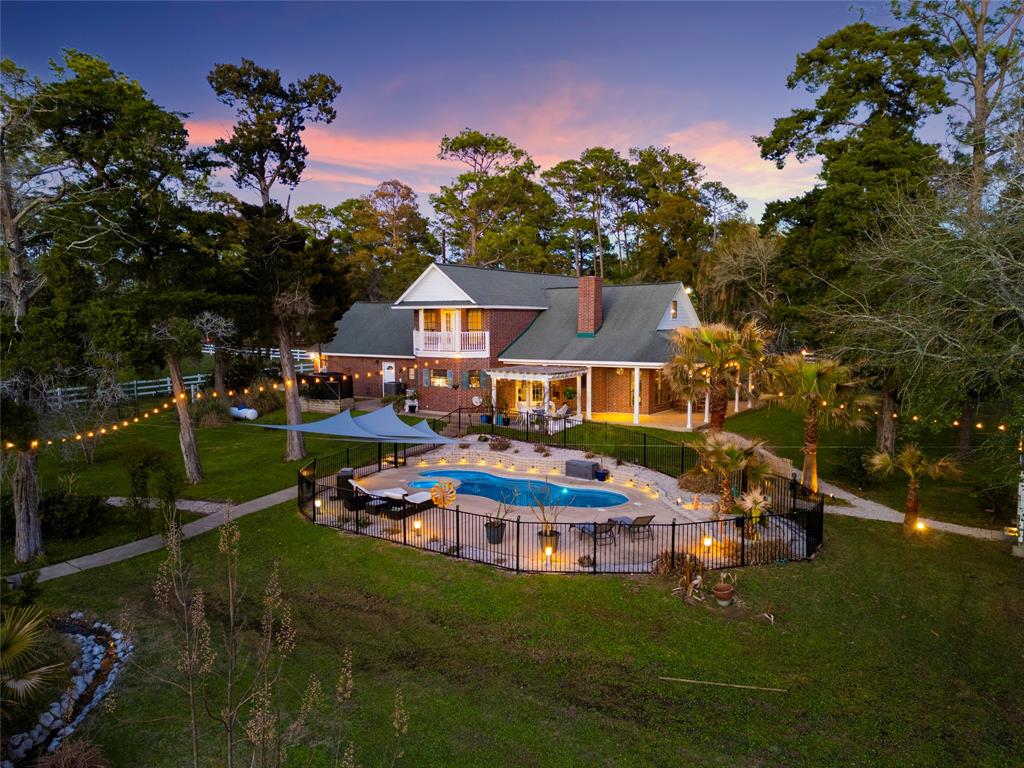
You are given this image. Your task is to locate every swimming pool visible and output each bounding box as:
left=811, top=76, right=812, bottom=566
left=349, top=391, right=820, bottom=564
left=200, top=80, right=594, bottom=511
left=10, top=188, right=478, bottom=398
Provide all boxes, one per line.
left=410, top=469, right=629, bottom=508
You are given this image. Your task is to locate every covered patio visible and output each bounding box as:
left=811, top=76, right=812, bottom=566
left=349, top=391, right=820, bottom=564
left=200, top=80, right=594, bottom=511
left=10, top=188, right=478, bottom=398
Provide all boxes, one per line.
left=486, top=365, right=586, bottom=420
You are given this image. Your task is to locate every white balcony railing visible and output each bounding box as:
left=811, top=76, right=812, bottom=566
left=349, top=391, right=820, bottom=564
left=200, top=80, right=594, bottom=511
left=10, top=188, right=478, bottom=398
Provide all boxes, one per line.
left=414, top=330, right=489, bottom=356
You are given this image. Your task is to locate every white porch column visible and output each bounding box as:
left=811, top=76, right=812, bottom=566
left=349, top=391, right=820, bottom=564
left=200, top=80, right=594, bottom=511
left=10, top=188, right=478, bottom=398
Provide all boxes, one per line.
left=747, top=371, right=754, bottom=409
left=734, top=384, right=740, bottom=414
left=575, top=374, right=582, bottom=418
left=542, top=378, right=550, bottom=412
left=686, top=399, right=693, bottom=430
left=586, top=366, right=593, bottom=420
left=632, top=366, right=641, bottom=425
left=704, top=391, right=710, bottom=424
left=490, top=373, right=498, bottom=414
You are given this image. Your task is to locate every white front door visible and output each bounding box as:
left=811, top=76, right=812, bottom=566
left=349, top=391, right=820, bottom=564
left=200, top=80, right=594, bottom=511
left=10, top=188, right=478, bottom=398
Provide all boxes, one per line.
left=381, top=361, right=396, bottom=384
left=440, top=309, right=458, bottom=351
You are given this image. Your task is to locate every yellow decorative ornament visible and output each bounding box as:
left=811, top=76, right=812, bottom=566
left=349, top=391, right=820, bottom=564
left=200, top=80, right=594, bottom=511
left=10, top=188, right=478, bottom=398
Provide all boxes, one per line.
left=430, top=480, right=457, bottom=507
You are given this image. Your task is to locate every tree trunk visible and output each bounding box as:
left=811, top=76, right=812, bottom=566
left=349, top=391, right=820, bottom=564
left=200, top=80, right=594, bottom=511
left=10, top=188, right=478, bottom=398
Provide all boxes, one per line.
left=1, top=133, right=31, bottom=329
left=876, top=386, right=897, bottom=456
left=719, top=473, right=733, bottom=519
left=13, top=449, right=43, bottom=563
left=168, top=354, right=204, bottom=485
left=275, top=318, right=306, bottom=461
left=213, top=346, right=228, bottom=394
left=904, top=478, right=920, bottom=534
left=955, top=398, right=974, bottom=458
left=968, top=8, right=988, bottom=218
left=708, top=380, right=729, bottom=431
left=802, top=409, right=819, bottom=492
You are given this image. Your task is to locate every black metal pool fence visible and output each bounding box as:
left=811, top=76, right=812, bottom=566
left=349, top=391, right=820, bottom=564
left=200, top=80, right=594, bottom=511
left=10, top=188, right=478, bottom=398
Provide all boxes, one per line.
left=297, top=441, right=824, bottom=574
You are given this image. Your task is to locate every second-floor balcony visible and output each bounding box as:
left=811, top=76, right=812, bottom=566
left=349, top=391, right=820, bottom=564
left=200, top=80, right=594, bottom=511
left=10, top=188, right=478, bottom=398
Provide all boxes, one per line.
left=414, top=330, right=490, bottom=357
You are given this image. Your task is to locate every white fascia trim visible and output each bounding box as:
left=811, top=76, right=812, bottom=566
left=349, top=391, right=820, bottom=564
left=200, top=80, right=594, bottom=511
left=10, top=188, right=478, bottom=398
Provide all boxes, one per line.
left=499, top=357, right=667, bottom=369
left=321, top=352, right=417, bottom=360
left=392, top=263, right=474, bottom=306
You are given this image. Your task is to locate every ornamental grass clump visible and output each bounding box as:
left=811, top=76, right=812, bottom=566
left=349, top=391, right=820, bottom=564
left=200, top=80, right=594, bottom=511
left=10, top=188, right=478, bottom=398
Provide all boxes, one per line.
left=190, top=395, right=231, bottom=428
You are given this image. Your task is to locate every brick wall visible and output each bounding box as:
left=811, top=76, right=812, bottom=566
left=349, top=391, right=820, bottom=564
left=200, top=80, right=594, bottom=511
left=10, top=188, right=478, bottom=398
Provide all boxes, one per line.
left=321, top=356, right=417, bottom=399
left=577, top=276, right=602, bottom=334
left=414, top=309, right=540, bottom=412
left=588, top=367, right=673, bottom=415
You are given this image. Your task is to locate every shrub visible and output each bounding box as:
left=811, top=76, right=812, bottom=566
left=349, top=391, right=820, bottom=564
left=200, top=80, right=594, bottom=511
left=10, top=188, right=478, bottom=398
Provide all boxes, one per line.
left=489, top=436, right=511, bottom=452
left=190, top=396, right=231, bottom=427
left=238, top=377, right=284, bottom=414
left=39, top=491, right=107, bottom=538
left=678, top=468, right=717, bottom=493
left=651, top=551, right=703, bottom=579
left=831, top=446, right=876, bottom=490
left=121, top=444, right=180, bottom=534
left=224, top=355, right=270, bottom=392
left=34, top=739, right=113, bottom=768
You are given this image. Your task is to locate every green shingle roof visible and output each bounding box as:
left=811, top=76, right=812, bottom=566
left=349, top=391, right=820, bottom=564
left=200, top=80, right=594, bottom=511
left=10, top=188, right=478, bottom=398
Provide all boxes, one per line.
left=320, top=302, right=414, bottom=357
left=499, top=283, right=681, bottom=364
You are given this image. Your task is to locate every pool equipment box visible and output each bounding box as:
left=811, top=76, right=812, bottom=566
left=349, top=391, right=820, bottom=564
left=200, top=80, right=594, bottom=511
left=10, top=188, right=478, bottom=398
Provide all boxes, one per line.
left=565, top=459, right=599, bottom=480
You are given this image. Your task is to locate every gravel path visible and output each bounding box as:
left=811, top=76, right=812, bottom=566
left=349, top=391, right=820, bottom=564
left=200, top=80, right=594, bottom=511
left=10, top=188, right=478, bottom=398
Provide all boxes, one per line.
left=818, top=480, right=1005, bottom=541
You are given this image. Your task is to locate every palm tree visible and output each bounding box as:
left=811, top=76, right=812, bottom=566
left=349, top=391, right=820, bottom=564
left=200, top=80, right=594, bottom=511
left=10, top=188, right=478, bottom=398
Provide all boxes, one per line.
left=1, top=606, right=65, bottom=719
left=693, top=432, right=768, bottom=518
left=664, top=321, right=770, bottom=431
left=867, top=444, right=960, bottom=533
left=762, top=354, right=873, bottom=492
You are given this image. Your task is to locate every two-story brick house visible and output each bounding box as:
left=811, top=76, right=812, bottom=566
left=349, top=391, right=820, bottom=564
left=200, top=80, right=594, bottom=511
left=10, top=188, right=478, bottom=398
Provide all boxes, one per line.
left=313, top=263, right=700, bottom=424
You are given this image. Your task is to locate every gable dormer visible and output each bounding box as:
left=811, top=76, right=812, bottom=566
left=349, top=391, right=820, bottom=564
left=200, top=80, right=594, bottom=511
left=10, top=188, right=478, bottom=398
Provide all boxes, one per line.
left=656, top=284, right=700, bottom=331
left=393, top=263, right=475, bottom=307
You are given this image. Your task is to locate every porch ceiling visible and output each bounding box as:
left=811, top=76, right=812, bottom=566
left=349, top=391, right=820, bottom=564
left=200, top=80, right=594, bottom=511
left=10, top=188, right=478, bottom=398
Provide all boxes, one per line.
left=485, top=365, right=586, bottom=381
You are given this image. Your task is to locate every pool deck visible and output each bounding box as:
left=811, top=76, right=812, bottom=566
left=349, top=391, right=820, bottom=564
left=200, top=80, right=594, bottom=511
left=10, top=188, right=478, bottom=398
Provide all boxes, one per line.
left=357, top=453, right=717, bottom=525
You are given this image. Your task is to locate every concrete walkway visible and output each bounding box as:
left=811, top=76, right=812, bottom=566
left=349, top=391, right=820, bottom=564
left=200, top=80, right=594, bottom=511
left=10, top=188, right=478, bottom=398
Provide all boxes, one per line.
left=819, top=480, right=1005, bottom=541
left=22, top=486, right=296, bottom=584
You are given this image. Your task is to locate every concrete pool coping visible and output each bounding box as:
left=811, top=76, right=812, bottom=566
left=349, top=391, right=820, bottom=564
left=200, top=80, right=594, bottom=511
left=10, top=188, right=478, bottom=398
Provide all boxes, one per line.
left=355, top=443, right=719, bottom=525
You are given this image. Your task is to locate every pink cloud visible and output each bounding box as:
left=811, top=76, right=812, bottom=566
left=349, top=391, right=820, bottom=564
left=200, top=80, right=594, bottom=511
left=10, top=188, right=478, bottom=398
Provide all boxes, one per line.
left=664, top=121, right=820, bottom=206
left=186, top=88, right=819, bottom=218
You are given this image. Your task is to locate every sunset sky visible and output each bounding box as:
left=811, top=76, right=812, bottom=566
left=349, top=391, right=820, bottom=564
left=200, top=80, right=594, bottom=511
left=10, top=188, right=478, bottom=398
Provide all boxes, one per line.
left=3, top=1, right=896, bottom=220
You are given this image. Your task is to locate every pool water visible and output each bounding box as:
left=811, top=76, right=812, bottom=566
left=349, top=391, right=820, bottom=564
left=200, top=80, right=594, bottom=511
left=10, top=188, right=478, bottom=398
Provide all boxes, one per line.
left=411, top=469, right=629, bottom=508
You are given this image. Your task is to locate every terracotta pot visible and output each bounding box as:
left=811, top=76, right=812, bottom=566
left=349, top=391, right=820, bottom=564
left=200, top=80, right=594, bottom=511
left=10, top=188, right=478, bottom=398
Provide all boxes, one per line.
left=712, top=582, right=735, bottom=607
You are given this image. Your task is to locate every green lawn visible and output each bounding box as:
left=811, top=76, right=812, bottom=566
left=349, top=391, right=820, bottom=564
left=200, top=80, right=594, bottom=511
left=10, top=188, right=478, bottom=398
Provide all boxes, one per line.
left=38, top=504, right=1024, bottom=767
left=0, top=506, right=201, bottom=577
left=35, top=409, right=350, bottom=503
left=725, top=408, right=1012, bottom=530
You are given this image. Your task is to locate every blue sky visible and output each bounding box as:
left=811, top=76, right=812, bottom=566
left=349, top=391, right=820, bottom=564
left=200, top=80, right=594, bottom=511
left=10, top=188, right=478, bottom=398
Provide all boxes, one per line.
left=3, top=1, right=895, bottom=219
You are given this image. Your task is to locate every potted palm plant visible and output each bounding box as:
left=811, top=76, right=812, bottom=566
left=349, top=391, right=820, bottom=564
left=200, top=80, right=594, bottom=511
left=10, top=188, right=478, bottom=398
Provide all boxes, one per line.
left=485, top=495, right=514, bottom=545
left=529, top=481, right=566, bottom=554
left=867, top=443, right=960, bottom=534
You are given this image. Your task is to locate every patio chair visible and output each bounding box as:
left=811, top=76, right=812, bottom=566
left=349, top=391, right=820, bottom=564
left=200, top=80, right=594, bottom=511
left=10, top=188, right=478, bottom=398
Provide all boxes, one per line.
left=623, top=515, right=655, bottom=541
left=350, top=478, right=407, bottom=500
left=403, top=491, right=434, bottom=510
left=515, top=402, right=531, bottom=427
left=571, top=521, right=617, bottom=545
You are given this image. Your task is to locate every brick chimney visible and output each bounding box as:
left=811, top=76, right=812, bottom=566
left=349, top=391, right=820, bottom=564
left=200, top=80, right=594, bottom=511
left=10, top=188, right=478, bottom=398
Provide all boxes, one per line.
left=577, top=275, right=603, bottom=336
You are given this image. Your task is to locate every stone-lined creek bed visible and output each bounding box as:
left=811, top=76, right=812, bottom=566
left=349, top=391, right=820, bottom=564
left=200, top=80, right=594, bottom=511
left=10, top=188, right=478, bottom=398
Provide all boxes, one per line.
left=3, top=613, right=132, bottom=766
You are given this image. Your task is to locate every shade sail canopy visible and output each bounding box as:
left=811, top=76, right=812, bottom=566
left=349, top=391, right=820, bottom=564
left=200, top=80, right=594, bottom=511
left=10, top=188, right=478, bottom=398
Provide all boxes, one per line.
left=254, top=408, right=457, bottom=444
left=353, top=407, right=442, bottom=442
left=410, top=419, right=451, bottom=443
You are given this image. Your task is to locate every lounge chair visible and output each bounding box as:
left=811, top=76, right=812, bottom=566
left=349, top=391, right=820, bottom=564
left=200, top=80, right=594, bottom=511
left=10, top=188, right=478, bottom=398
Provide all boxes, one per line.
left=403, top=491, right=433, bottom=510
left=350, top=478, right=406, bottom=500
left=571, top=521, right=617, bottom=545
left=623, top=514, right=655, bottom=541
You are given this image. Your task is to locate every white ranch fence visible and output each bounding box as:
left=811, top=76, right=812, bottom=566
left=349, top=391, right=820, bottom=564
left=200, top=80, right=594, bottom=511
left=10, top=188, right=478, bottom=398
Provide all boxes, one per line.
left=47, top=348, right=314, bottom=407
